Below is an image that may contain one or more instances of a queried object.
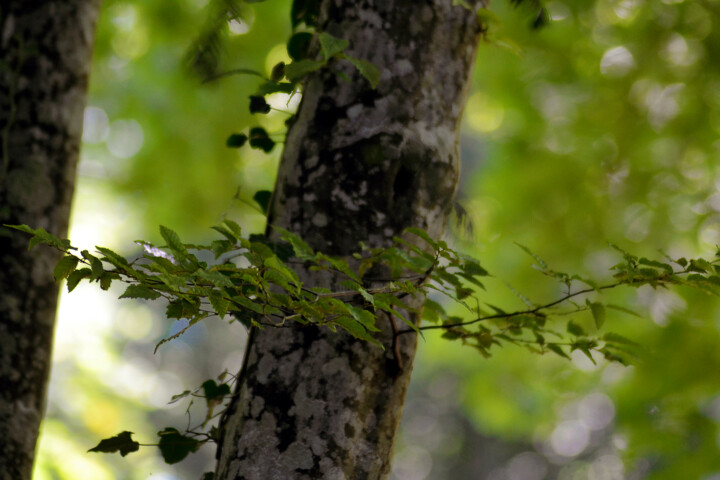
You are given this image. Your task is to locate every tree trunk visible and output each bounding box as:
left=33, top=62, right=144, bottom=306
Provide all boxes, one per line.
left=0, top=2, right=100, bottom=479
left=215, top=1, right=485, bottom=478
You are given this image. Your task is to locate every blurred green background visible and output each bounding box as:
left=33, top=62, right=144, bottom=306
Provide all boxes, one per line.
left=33, top=0, right=720, bottom=479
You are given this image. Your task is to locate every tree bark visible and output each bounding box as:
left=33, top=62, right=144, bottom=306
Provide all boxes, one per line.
left=0, top=2, right=100, bottom=479
left=215, top=1, right=485, bottom=478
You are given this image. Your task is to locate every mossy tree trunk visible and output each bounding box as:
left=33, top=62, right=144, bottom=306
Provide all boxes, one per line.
left=0, top=2, right=100, bottom=479
left=215, top=1, right=485, bottom=478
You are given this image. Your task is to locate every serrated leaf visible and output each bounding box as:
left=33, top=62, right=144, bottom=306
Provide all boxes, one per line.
left=96, top=246, right=130, bottom=268
left=318, top=31, right=349, bottom=59
left=67, top=268, right=92, bottom=292
left=404, top=227, right=438, bottom=250
left=345, top=56, right=381, bottom=88
left=54, top=256, right=79, bottom=281
left=209, top=290, right=230, bottom=318
left=333, top=316, right=382, bottom=347
left=160, top=225, right=187, bottom=257
left=120, top=284, right=161, bottom=300
left=88, top=431, right=139, bottom=457
left=157, top=428, right=199, bottom=464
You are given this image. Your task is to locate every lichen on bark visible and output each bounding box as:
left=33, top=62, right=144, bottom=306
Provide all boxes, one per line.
left=215, top=1, right=486, bottom=478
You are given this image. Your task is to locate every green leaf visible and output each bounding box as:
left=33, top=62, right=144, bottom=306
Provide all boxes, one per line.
left=547, top=344, right=571, bottom=359
left=274, top=227, right=315, bottom=260
left=209, top=289, right=230, bottom=318
left=67, top=268, right=92, bottom=292
left=287, top=32, right=313, bottom=60
left=196, top=269, right=234, bottom=287
left=248, top=127, right=275, bottom=153
left=603, top=332, right=638, bottom=346
left=344, top=56, right=381, bottom=88
left=88, top=431, right=140, bottom=457
left=53, top=256, right=79, bottom=281
left=567, top=321, right=585, bottom=337
left=96, top=246, right=130, bottom=268
left=166, top=298, right=200, bottom=319
left=82, top=250, right=104, bottom=280
left=119, top=284, right=161, bottom=300
left=333, top=316, right=382, bottom=347
left=404, top=227, right=438, bottom=250
left=249, top=95, right=271, bottom=114
left=255, top=81, right=295, bottom=96
left=160, top=225, right=187, bottom=257
left=588, top=301, right=606, bottom=329
left=253, top=190, right=272, bottom=214
left=284, top=59, right=326, bottom=82
left=169, top=390, right=192, bottom=404
left=157, top=428, right=199, bottom=464
left=605, top=304, right=641, bottom=317
left=515, top=243, right=548, bottom=269
left=318, top=31, right=349, bottom=59
left=226, top=133, right=248, bottom=148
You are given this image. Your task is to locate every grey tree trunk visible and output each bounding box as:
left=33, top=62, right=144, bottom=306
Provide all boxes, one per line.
left=0, top=2, right=100, bottom=479
left=215, top=1, right=485, bottom=478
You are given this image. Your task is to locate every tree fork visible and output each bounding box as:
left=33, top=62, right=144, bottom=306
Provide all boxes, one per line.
left=215, top=1, right=486, bottom=478
left=0, top=2, right=100, bottom=479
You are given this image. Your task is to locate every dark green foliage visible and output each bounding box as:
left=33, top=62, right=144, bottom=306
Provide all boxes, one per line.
left=291, top=0, right=320, bottom=28
left=9, top=203, right=720, bottom=465
left=252, top=190, right=272, bottom=214
left=248, top=95, right=271, bottom=114
left=248, top=127, right=275, bottom=152
left=88, top=431, right=140, bottom=457
left=226, top=133, right=248, bottom=148
left=157, top=428, right=199, bottom=464
left=287, top=32, right=313, bottom=61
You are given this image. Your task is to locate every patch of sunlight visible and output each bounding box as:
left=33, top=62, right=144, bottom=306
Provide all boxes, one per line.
left=465, top=91, right=504, bottom=133
left=34, top=420, right=114, bottom=480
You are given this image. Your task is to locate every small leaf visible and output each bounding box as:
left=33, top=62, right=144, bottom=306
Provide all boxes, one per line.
left=603, top=332, right=638, bottom=346
left=157, top=428, right=199, bottom=464
left=54, top=256, right=79, bottom=281
left=590, top=302, right=606, bottom=329
left=284, top=59, right=326, bottom=82
left=249, top=95, right=271, bottom=114
left=226, top=133, right=248, bottom=148
left=169, top=390, right=192, bottom=404
left=270, top=62, right=285, bottom=82
left=318, top=31, right=349, bottom=59
left=160, top=225, right=187, bottom=257
left=253, top=190, right=272, bottom=214
left=345, top=56, right=381, bottom=88
left=567, top=321, right=585, bottom=337
left=120, top=284, right=161, bottom=300
left=209, top=290, right=230, bottom=318
left=248, top=127, right=275, bottom=153
left=88, top=431, right=139, bottom=457
left=287, top=32, right=313, bottom=60
left=67, top=268, right=92, bottom=292
left=547, top=344, right=570, bottom=359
